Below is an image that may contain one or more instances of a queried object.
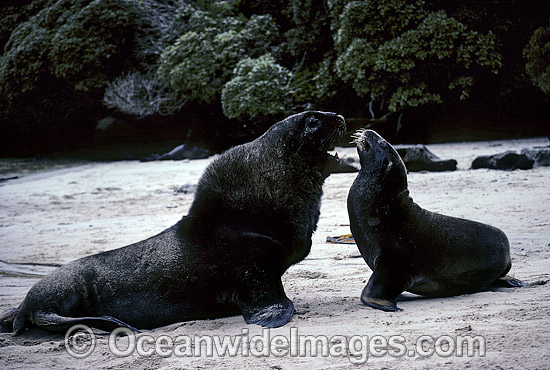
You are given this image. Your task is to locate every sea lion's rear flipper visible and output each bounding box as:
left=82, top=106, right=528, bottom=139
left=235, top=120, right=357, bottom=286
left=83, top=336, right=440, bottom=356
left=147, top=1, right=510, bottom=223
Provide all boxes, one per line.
left=29, top=311, right=140, bottom=333
left=0, top=308, right=17, bottom=332
left=361, top=259, right=406, bottom=312
left=490, top=276, right=548, bottom=288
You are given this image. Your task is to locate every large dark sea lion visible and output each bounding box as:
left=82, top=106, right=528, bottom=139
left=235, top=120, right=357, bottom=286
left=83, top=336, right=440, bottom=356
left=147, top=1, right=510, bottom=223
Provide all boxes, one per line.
left=347, top=129, right=542, bottom=312
left=0, top=111, right=346, bottom=333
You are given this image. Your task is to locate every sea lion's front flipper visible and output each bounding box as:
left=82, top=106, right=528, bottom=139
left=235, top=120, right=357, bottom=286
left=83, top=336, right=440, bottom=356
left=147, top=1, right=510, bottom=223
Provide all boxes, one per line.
left=240, top=293, right=294, bottom=328
left=361, top=259, right=406, bottom=312
left=232, top=233, right=295, bottom=328
left=29, top=311, right=140, bottom=333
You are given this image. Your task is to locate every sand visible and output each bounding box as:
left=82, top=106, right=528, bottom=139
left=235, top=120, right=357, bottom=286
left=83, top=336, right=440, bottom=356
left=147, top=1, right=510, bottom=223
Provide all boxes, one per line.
left=0, top=137, right=548, bottom=369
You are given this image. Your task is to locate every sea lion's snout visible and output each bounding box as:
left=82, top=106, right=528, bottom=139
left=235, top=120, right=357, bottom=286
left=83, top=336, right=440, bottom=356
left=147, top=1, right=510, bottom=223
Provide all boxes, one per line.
left=293, top=111, right=346, bottom=177
left=310, top=111, right=347, bottom=139
left=354, top=130, right=401, bottom=176
left=357, top=136, right=371, bottom=153
left=324, top=112, right=347, bottom=134
left=355, top=129, right=386, bottom=157
left=334, top=114, right=347, bottom=136
left=297, top=111, right=347, bottom=154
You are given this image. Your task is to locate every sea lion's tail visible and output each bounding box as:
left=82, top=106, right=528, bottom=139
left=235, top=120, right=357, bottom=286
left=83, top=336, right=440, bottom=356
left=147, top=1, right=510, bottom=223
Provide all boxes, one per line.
left=491, top=275, right=548, bottom=288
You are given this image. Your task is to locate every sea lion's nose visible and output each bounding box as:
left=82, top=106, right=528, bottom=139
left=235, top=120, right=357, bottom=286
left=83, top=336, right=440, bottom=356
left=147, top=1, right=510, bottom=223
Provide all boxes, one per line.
left=318, top=111, right=344, bottom=121
left=325, top=112, right=346, bottom=131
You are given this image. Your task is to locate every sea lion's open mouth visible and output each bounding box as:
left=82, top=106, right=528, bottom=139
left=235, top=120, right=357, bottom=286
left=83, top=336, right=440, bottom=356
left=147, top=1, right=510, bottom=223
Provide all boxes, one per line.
left=323, top=121, right=346, bottom=166
left=297, top=111, right=346, bottom=176
left=327, top=151, right=341, bottom=165
left=322, top=149, right=342, bottom=177
left=322, top=123, right=346, bottom=176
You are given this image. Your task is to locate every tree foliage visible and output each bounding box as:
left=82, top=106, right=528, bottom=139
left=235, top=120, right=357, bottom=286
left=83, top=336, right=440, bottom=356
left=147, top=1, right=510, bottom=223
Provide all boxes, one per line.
left=156, top=3, right=279, bottom=105
left=1, top=0, right=548, bottom=151
left=334, top=0, right=502, bottom=119
left=524, top=25, right=550, bottom=94
left=0, top=0, right=145, bottom=126
left=222, top=54, right=292, bottom=121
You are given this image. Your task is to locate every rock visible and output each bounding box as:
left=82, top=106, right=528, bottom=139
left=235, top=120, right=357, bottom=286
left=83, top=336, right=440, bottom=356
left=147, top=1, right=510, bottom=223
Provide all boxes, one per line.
left=174, top=184, right=197, bottom=194
left=0, top=176, right=19, bottom=183
left=95, top=116, right=117, bottom=131
left=140, top=144, right=214, bottom=162
left=472, top=151, right=534, bottom=170
left=521, top=146, right=550, bottom=167
left=159, top=144, right=213, bottom=160
left=140, top=154, right=161, bottom=162
left=395, top=145, right=457, bottom=172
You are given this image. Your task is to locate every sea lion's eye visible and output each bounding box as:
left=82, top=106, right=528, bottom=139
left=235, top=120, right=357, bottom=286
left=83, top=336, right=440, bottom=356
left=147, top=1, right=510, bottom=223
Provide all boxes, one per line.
left=305, top=116, right=321, bottom=128
left=303, top=117, right=322, bottom=136
left=361, top=139, right=371, bottom=152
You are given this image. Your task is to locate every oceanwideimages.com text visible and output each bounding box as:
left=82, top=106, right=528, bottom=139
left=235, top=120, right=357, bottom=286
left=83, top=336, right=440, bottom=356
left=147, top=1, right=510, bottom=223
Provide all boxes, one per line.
left=66, top=325, right=486, bottom=364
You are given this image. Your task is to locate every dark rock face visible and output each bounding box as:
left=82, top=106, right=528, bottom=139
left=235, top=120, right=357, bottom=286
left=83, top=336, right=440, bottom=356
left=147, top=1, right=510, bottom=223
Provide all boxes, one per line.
left=472, top=151, right=534, bottom=170
left=521, top=147, right=550, bottom=167
left=395, top=145, right=457, bottom=172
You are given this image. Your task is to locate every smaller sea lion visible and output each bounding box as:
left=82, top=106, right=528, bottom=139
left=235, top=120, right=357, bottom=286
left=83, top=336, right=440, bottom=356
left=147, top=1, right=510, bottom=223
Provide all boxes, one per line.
left=347, top=129, right=544, bottom=312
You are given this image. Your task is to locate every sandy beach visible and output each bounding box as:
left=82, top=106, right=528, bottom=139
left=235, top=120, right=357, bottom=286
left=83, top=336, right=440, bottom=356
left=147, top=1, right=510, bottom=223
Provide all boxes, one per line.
left=0, top=136, right=549, bottom=369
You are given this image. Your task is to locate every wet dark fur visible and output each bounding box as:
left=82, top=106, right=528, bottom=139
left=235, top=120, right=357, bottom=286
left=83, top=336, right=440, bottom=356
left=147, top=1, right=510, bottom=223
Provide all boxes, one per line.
left=1, top=111, right=346, bottom=333
left=347, top=129, right=529, bottom=312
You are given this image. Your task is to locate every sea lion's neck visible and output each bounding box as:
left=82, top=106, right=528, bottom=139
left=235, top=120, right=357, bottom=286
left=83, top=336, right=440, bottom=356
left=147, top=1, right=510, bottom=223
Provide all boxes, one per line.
left=396, top=189, right=412, bottom=203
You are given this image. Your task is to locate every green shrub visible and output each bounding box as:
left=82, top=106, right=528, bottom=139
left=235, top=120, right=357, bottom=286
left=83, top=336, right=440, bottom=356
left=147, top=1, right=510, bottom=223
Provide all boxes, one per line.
left=0, top=0, right=145, bottom=123
left=222, top=54, right=291, bottom=121
left=334, top=0, right=502, bottom=118
left=524, top=25, right=550, bottom=94
left=157, top=3, right=278, bottom=106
